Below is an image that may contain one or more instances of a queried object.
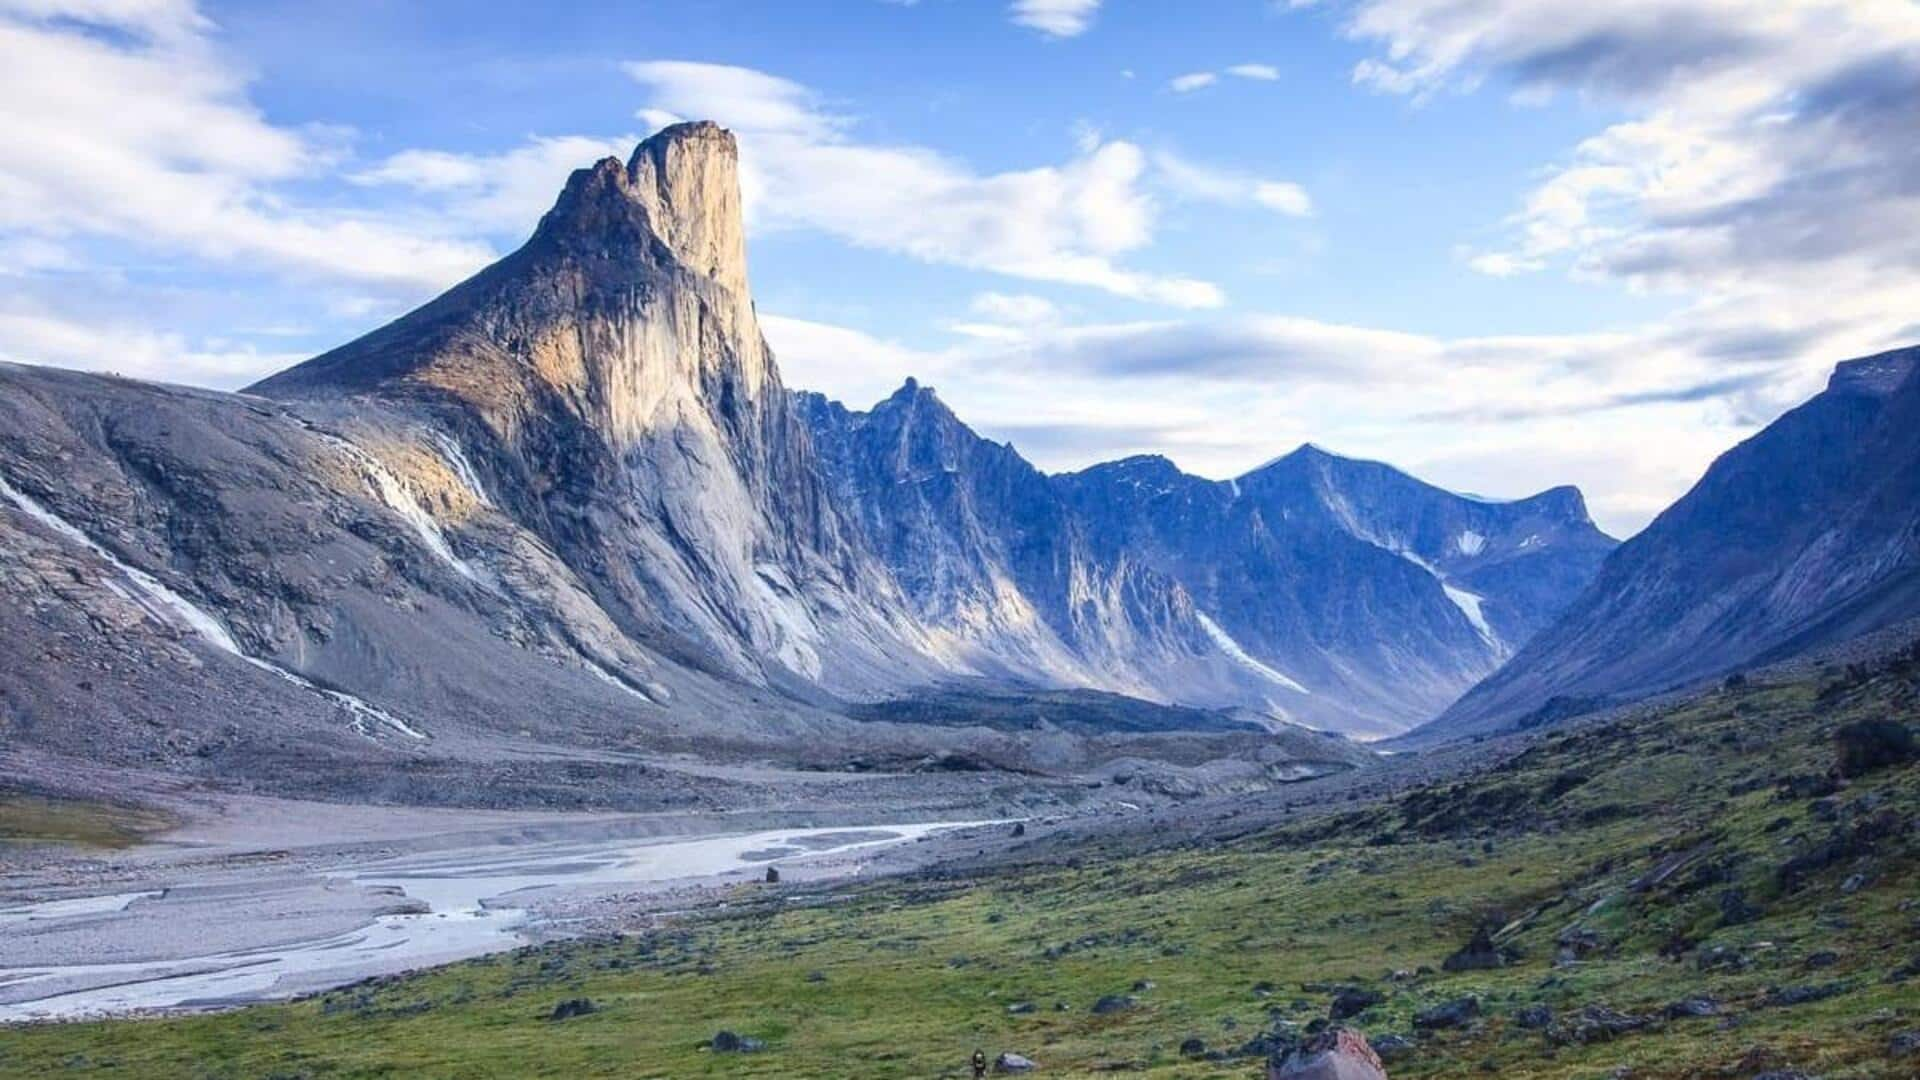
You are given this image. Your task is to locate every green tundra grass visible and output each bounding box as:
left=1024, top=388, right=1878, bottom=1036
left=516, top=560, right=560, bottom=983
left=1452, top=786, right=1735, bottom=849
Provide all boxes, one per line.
left=2, top=657, right=1915, bottom=1079
left=0, top=793, right=169, bottom=850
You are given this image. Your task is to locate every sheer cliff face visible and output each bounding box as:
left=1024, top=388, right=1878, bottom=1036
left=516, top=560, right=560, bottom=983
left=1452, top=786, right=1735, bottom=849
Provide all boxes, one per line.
left=799, top=382, right=1618, bottom=737
left=1423, top=346, right=1920, bottom=742
left=252, top=123, right=923, bottom=693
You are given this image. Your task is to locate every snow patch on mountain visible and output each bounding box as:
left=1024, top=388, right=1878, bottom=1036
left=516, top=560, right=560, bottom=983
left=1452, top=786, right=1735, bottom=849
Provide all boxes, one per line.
left=430, top=430, right=493, bottom=508
left=1196, top=612, right=1310, bottom=694
left=317, top=432, right=486, bottom=586
left=1442, top=583, right=1496, bottom=644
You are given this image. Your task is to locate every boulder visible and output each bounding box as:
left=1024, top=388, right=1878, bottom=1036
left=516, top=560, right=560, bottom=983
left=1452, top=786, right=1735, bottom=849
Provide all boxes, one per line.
left=1329, top=987, right=1385, bottom=1021
left=1764, top=983, right=1845, bottom=1007
left=1267, top=1027, right=1389, bottom=1080
left=994, top=1051, right=1037, bottom=1073
left=1371, top=1034, right=1415, bottom=1062
left=710, top=1030, right=766, bottom=1053
left=1718, top=888, right=1761, bottom=926
left=764, top=866, right=780, bottom=884
left=1513, top=1003, right=1553, bottom=1029
left=1441, top=927, right=1506, bottom=972
left=546, top=998, right=597, bottom=1021
left=1413, top=996, right=1479, bottom=1030
left=1663, top=996, right=1718, bottom=1019
left=1551, top=1005, right=1648, bottom=1045
left=1091, top=994, right=1137, bottom=1015
left=1179, top=1037, right=1208, bottom=1057
left=1835, top=718, right=1915, bottom=777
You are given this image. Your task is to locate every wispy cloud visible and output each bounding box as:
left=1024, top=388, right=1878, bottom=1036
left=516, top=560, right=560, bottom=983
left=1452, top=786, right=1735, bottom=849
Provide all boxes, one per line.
left=1153, top=151, right=1313, bottom=216
left=1171, top=63, right=1283, bottom=92
left=1009, top=0, right=1102, bottom=38
left=1335, top=0, right=1920, bottom=390
left=626, top=60, right=1225, bottom=308
left=0, top=2, right=494, bottom=293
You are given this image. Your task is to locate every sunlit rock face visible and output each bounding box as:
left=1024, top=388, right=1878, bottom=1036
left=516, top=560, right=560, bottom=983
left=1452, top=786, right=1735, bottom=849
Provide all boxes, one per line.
left=253, top=122, right=932, bottom=697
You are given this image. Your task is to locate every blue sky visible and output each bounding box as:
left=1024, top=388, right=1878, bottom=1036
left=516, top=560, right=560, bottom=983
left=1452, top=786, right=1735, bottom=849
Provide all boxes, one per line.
left=3, top=0, right=1917, bottom=534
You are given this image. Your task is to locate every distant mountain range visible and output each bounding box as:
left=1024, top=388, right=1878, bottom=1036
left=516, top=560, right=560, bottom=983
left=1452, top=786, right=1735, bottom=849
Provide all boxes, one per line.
left=1, top=121, right=1913, bottom=780
left=801, top=383, right=1613, bottom=735
left=1417, top=345, right=1920, bottom=742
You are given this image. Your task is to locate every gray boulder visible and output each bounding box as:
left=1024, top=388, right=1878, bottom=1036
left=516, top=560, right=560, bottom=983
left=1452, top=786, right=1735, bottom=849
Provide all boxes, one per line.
left=1267, top=1028, right=1389, bottom=1080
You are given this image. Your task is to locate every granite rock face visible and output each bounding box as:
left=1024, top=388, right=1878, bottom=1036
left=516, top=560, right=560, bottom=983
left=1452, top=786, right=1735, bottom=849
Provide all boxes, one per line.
left=252, top=122, right=932, bottom=699
left=1424, top=346, right=1920, bottom=741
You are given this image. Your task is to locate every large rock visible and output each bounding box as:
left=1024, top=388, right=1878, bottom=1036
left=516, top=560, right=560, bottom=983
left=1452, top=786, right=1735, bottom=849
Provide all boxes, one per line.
left=1267, top=1028, right=1389, bottom=1080
left=1835, top=718, right=1916, bottom=777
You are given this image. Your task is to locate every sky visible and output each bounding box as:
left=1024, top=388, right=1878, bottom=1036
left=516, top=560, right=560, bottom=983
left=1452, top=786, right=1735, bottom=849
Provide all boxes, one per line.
left=2, top=1, right=1918, bottom=536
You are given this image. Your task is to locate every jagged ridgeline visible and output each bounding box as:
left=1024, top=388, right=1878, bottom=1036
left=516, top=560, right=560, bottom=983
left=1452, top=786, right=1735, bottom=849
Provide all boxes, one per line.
left=1, top=121, right=1616, bottom=787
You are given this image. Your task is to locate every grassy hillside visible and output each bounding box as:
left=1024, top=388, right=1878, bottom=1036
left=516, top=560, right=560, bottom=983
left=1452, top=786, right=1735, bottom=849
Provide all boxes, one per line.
left=3, top=653, right=1915, bottom=1078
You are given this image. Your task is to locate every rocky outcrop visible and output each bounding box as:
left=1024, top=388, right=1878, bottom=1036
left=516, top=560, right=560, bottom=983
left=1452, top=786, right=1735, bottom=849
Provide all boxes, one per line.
left=1421, top=345, right=1920, bottom=742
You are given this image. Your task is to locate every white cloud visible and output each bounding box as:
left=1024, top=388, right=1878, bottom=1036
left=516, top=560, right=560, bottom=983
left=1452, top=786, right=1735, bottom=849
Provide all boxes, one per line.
left=0, top=3, right=495, bottom=293
left=1009, top=0, right=1101, bottom=38
left=626, top=60, right=1225, bottom=308
left=352, top=134, right=638, bottom=236
left=1153, top=151, right=1314, bottom=217
left=771, top=302, right=1846, bottom=535
left=1172, top=64, right=1281, bottom=92
left=1335, top=0, right=1920, bottom=394
left=948, top=291, right=1065, bottom=340
left=0, top=308, right=302, bottom=387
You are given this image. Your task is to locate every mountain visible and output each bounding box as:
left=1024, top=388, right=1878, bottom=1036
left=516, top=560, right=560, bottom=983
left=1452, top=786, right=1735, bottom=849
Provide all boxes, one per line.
left=1420, top=345, right=1920, bottom=741
left=799, top=382, right=1615, bottom=736
left=0, top=120, right=1612, bottom=796
left=252, top=121, right=931, bottom=699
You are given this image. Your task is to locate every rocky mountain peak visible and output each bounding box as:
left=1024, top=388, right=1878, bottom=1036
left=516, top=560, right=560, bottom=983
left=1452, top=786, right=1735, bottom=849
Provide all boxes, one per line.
left=625, top=121, right=749, bottom=295
left=531, top=122, right=748, bottom=294
left=1511, top=484, right=1593, bottom=525
left=1827, top=344, right=1918, bottom=397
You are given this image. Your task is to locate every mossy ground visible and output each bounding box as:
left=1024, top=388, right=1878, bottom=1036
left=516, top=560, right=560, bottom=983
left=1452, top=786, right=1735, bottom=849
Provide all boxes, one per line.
left=0, top=793, right=169, bottom=850
left=2, top=662, right=1914, bottom=1079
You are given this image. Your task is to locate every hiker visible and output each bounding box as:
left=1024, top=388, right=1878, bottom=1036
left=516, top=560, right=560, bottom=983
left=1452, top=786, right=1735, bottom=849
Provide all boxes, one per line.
left=972, top=1048, right=987, bottom=1078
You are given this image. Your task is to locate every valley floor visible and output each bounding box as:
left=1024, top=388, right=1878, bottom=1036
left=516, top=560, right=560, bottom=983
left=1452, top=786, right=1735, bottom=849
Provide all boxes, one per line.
left=1, top=657, right=1916, bottom=1077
